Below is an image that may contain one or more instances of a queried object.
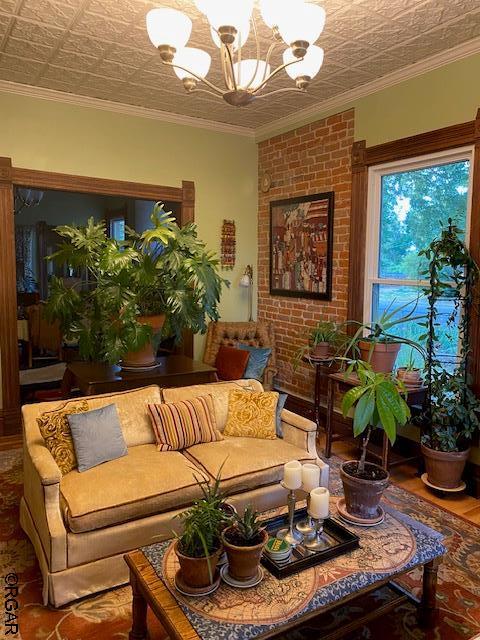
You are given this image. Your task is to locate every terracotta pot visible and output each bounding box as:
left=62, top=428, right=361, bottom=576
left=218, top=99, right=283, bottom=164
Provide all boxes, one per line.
left=358, top=340, right=401, bottom=373
left=340, top=460, right=389, bottom=520
left=174, top=540, right=222, bottom=589
left=121, top=314, right=165, bottom=369
left=222, top=527, right=268, bottom=582
left=396, top=367, right=422, bottom=387
left=421, top=443, right=469, bottom=490
left=311, top=342, right=330, bottom=359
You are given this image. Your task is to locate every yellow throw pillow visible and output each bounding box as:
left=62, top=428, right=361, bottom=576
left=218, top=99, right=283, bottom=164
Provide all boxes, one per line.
left=223, top=390, right=278, bottom=440
left=37, top=401, right=89, bottom=475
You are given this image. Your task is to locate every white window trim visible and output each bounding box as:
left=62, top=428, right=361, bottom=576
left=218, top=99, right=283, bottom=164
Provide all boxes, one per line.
left=363, top=146, right=475, bottom=325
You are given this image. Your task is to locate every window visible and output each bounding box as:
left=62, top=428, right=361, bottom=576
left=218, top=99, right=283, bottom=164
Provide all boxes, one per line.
left=364, top=148, right=474, bottom=368
left=110, top=217, right=125, bottom=241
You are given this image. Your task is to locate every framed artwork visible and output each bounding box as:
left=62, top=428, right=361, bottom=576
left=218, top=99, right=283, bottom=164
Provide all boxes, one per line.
left=270, top=191, right=334, bottom=300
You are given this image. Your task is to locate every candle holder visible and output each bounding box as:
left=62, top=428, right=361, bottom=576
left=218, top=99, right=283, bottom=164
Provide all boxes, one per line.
left=295, top=494, right=316, bottom=536
left=277, top=481, right=303, bottom=546
left=304, top=514, right=329, bottom=551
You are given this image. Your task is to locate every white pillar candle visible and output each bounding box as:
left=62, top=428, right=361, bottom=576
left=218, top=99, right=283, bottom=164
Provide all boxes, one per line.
left=283, top=460, right=302, bottom=490
left=302, top=463, right=320, bottom=492
left=308, top=487, right=330, bottom=519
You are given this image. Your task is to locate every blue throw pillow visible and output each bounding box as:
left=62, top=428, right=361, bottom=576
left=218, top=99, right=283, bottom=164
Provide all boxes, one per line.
left=276, top=393, right=288, bottom=437
left=67, top=404, right=127, bottom=472
left=237, top=344, right=272, bottom=381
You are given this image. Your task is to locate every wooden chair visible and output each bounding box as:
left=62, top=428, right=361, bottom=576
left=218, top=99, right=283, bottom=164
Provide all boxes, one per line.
left=25, top=303, right=63, bottom=363
left=203, top=321, right=277, bottom=389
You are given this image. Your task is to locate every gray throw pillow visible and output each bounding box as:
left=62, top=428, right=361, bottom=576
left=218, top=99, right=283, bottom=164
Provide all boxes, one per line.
left=67, top=404, right=127, bottom=472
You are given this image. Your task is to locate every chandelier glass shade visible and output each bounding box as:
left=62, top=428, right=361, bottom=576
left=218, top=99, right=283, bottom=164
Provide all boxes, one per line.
left=146, top=1, right=326, bottom=107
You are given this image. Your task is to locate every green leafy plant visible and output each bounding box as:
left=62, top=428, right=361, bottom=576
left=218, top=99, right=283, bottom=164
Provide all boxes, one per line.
left=44, top=203, right=229, bottom=364
left=293, top=321, right=348, bottom=368
left=341, top=361, right=411, bottom=473
left=224, top=505, right=264, bottom=547
left=418, top=220, right=480, bottom=452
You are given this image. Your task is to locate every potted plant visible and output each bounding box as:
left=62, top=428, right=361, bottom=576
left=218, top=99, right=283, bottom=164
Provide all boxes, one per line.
left=340, top=361, right=410, bottom=520
left=396, top=350, right=422, bottom=387
left=345, top=299, right=426, bottom=373
left=221, top=505, right=268, bottom=582
left=419, top=220, right=480, bottom=489
left=44, top=203, right=228, bottom=368
left=174, top=466, right=229, bottom=590
left=293, top=321, right=348, bottom=366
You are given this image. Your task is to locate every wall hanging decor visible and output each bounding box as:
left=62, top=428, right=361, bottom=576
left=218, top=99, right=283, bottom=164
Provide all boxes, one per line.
left=221, top=219, right=236, bottom=270
left=270, top=192, right=334, bottom=300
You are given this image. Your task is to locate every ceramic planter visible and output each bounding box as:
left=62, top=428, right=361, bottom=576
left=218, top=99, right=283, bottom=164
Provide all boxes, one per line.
left=174, top=540, right=222, bottom=589
left=340, top=460, right=389, bottom=520
left=358, top=340, right=401, bottom=373
left=222, top=527, right=268, bottom=582
left=311, top=342, right=330, bottom=359
left=421, top=444, right=469, bottom=490
left=121, top=314, right=165, bottom=369
left=396, top=367, right=422, bottom=387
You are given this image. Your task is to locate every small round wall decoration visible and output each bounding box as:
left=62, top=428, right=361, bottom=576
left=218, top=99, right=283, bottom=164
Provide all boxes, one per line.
left=261, top=171, right=272, bottom=193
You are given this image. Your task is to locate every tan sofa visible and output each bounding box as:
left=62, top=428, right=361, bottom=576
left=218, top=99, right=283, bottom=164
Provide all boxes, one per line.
left=20, top=379, right=323, bottom=607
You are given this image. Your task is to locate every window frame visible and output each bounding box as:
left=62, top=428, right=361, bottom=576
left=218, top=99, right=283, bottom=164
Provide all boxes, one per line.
left=363, top=146, right=475, bottom=326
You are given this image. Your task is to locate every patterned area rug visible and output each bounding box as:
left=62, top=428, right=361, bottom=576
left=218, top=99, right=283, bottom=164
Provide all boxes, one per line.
left=1, top=447, right=479, bottom=640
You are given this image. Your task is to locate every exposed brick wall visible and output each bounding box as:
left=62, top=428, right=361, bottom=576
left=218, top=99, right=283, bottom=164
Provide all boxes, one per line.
left=257, top=109, right=354, bottom=399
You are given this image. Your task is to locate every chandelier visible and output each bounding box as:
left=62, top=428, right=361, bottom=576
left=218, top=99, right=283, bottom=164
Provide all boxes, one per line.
left=146, top=0, right=326, bottom=107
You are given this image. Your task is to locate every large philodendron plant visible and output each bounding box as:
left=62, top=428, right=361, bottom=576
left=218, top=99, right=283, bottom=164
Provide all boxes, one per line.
left=45, top=203, right=229, bottom=364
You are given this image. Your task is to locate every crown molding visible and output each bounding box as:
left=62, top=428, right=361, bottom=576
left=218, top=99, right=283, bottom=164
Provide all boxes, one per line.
left=0, top=79, right=256, bottom=138
left=254, top=37, right=480, bottom=142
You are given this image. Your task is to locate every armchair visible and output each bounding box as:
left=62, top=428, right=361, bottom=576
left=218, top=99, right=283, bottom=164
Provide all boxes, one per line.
left=203, top=321, right=277, bottom=389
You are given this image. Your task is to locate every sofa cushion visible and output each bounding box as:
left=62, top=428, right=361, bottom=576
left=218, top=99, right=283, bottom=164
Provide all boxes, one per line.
left=185, top=436, right=316, bottom=495
left=24, top=386, right=161, bottom=449
left=223, top=390, right=278, bottom=440
left=162, top=380, right=264, bottom=432
left=60, top=444, right=207, bottom=533
left=148, top=395, right=223, bottom=451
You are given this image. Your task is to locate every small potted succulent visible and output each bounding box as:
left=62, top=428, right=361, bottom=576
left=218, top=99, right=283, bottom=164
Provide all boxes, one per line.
left=222, top=505, right=268, bottom=582
left=174, top=467, right=229, bottom=590
left=294, top=321, right=348, bottom=366
left=340, top=361, right=410, bottom=520
left=396, top=350, right=423, bottom=387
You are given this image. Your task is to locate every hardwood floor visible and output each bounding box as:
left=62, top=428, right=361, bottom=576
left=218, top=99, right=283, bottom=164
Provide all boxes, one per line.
left=319, top=434, right=480, bottom=526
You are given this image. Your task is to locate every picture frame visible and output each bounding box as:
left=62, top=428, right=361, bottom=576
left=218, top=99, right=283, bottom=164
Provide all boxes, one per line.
left=270, top=191, right=334, bottom=300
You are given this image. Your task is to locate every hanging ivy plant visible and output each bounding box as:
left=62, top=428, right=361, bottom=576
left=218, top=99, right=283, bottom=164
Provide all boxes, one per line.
left=418, top=219, right=480, bottom=452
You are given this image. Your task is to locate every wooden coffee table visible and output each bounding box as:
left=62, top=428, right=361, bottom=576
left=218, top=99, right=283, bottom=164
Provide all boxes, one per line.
left=124, top=500, right=445, bottom=640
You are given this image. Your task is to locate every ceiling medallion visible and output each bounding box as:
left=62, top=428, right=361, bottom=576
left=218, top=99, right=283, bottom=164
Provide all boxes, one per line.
left=146, top=0, right=326, bottom=107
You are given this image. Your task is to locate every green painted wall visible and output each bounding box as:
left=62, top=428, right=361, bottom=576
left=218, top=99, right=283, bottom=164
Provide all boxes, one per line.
left=0, top=92, right=258, bottom=372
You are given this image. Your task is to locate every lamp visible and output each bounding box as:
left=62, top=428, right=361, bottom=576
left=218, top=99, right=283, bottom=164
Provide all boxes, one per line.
left=239, top=265, right=254, bottom=322
left=146, top=0, right=327, bottom=107
left=14, top=188, right=44, bottom=215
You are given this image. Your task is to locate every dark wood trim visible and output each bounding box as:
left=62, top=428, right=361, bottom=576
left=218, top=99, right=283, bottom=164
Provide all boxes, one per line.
left=0, top=158, right=20, bottom=436
left=11, top=167, right=184, bottom=202
left=0, top=160, right=195, bottom=433
left=347, top=141, right=368, bottom=325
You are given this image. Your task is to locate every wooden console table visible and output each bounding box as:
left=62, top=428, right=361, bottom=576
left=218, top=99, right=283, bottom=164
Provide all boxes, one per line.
left=61, top=355, right=217, bottom=398
left=325, top=371, right=426, bottom=469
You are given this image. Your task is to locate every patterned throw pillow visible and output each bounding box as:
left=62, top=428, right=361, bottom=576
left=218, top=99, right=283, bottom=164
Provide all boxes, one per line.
left=37, top=401, right=89, bottom=475
left=147, top=394, right=223, bottom=451
left=223, top=390, right=279, bottom=440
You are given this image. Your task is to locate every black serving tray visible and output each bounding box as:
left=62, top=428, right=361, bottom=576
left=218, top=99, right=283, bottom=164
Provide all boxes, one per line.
left=261, top=507, right=359, bottom=579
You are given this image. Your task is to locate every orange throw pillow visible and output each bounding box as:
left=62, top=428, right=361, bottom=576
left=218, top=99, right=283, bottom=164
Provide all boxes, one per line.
left=215, top=345, right=250, bottom=381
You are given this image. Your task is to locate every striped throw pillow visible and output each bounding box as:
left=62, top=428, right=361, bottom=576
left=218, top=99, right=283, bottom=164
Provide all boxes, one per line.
left=147, top=395, right=223, bottom=451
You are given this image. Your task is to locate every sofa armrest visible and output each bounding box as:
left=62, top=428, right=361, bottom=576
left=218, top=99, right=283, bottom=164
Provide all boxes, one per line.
left=281, top=409, right=318, bottom=458
left=281, top=409, right=317, bottom=432
left=28, top=442, right=62, bottom=486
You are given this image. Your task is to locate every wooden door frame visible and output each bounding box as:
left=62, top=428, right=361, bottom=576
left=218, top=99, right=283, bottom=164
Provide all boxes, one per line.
left=0, top=158, right=195, bottom=435
left=347, top=108, right=480, bottom=389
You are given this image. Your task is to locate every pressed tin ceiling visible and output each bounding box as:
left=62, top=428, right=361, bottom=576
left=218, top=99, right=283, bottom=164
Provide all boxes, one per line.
left=0, top=0, right=479, bottom=133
